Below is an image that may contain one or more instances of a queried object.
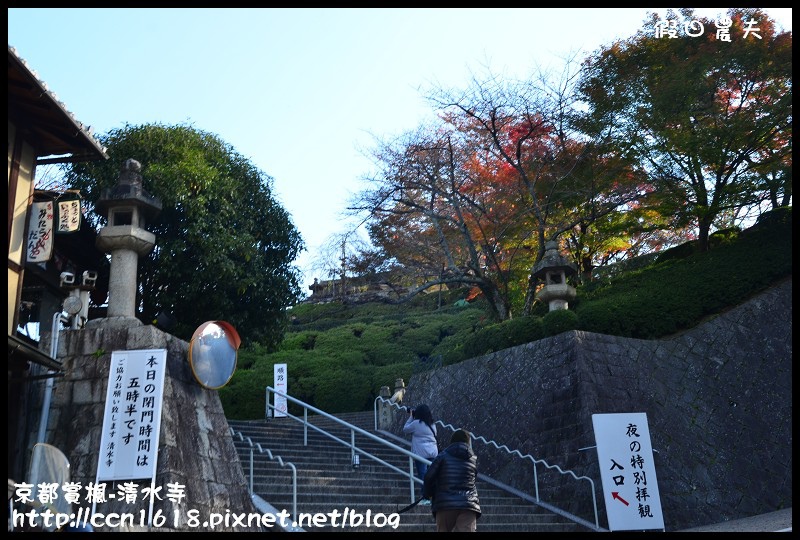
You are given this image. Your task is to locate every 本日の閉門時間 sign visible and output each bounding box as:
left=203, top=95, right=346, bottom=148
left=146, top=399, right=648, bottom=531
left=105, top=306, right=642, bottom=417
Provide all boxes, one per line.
left=97, top=349, right=167, bottom=482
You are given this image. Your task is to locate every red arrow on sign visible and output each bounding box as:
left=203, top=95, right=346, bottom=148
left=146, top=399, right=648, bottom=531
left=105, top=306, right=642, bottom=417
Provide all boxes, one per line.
left=612, top=492, right=629, bottom=506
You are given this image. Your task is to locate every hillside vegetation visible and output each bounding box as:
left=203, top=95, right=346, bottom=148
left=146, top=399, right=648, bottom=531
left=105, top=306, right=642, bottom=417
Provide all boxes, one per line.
left=219, top=207, right=792, bottom=420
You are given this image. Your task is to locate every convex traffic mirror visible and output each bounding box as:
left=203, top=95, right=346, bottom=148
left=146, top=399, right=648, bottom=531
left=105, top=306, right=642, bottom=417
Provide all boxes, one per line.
left=188, top=321, right=241, bottom=389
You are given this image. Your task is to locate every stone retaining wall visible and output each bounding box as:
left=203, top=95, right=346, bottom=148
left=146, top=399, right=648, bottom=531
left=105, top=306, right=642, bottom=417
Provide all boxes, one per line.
left=391, top=277, right=792, bottom=531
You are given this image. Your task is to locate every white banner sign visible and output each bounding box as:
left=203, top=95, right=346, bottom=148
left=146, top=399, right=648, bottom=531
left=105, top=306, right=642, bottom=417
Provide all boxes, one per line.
left=56, top=196, right=81, bottom=233
left=273, top=363, right=287, bottom=417
left=97, top=349, right=167, bottom=481
left=26, top=201, right=54, bottom=263
left=592, top=412, right=664, bottom=531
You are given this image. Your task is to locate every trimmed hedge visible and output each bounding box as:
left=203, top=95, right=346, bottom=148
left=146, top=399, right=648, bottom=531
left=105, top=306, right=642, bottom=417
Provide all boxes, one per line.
left=542, top=309, right=579, bottom=336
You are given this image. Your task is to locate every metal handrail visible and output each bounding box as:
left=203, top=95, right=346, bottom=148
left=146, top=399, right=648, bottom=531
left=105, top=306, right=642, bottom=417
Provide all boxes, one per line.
left=374, top=395, right=601, bottom=530
left=229, top=427, right=298, bottom=521
left=265, top=387, right=428, bottom=503
left=261, top=387, right=601, bottom=531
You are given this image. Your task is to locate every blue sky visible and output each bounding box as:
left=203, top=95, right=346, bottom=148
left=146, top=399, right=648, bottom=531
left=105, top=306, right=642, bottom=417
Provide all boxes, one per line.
left=8, top=8, right=792, bottom=293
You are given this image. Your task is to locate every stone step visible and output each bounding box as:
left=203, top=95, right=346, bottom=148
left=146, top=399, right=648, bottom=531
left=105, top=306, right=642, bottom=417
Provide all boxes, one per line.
left=251, top=485, right=553, bottom=508
left=227, top=415, right=593, bottom=533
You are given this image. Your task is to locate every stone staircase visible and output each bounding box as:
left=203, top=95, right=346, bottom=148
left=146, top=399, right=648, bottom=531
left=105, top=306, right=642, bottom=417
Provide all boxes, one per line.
left=228, top=411, right=594, bottom=533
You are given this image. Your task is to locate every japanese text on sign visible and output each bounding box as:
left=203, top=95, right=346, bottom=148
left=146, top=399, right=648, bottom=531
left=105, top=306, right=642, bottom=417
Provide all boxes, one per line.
left=592, top=412, right=664, bottom=531
left=26, top=201, right=54, bottom=263
left=57, top=198, right=81, bottom=233
left=273, top=363, right=287, bottom=418
left=97, top=350, right=167, bottom=482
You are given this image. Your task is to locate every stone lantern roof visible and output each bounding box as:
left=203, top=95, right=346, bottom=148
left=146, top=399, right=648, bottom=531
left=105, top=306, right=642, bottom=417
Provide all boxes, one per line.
left=532, top=241, right=577, bottom=279
left=94, top=159, right=162, bottom=221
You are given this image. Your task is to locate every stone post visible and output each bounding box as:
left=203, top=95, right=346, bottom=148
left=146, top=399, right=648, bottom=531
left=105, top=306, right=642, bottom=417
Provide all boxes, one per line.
left=393, top=378, right=406, bottom=404
left=378, top=385, right=392, bottom=430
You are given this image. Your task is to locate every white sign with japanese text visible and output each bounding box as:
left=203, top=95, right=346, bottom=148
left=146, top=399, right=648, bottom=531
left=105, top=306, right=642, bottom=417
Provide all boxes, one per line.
left=56, top=196, right=81, bottom=233
left=592, top=412, right=664, bottom=531
left=273, top=363, right=287, bottom=418
left=97, top=349, right=167, bottom=481
left=26, top=201, right=54, bottom=263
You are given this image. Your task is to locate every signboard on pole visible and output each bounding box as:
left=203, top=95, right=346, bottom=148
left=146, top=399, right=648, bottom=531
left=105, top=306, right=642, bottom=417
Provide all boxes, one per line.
left=273, top=363, right=287, bottom=417
left=97, top=349, right=167, bottom=481
left=592, top=412, right=665, bottom=531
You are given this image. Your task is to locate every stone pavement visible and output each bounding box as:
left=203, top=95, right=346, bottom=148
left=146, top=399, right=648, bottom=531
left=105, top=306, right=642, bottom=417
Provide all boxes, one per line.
left=677, top=508, right=791, bottom=532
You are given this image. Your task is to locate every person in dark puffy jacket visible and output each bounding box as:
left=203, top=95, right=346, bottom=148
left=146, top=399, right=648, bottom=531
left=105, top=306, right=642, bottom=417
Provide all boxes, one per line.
left=422, top=429, right=481, bottom=532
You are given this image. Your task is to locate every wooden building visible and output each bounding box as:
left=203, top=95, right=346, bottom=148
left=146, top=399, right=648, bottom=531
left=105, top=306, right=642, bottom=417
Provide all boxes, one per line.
left=7, top=44, right=109, bottom=483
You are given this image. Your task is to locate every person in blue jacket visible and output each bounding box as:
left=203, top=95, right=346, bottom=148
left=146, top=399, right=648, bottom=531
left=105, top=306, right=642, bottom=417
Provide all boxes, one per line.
left=403, top=403, right=438, bottom=505
left=422, top=429, right=481, bottom=532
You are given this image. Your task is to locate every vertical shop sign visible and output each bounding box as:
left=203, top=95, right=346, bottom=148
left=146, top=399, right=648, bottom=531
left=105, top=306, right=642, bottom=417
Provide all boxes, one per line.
left=26, top=201, right=54, bottom=262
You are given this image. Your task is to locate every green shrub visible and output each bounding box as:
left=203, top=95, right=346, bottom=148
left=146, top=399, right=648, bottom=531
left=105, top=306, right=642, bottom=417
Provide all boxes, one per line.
left=280, top=331, right=317, bottom=351
left=575, top=208, right=790, bottom=339
left=218, top=367, right=271, bottom=420
left=314, top=325, right=369, bottom=352
left=654, top=240, right=696, bottom=264
left=709, top=227, right=740, bottom=248
left=542, top=309, right=579, bottom=336
left=395, top=323, right=445, bottom=355
left=370, top=362, right=414, bottom=395
left=287, top=301, right=350, bottom=324
left=576, top=301, right=626, bottom=336
left=502, top=315, right=545, bottom=346
left=431, top=335, right=467, bottom=365
left=461, top=323, right=507, bottom=357
left=365, top=342, right=416, bottom=366
left=749, top=205, right=792, bottom=230
left=528, top=300, right=550, bottom=318
left=314, top=365, right=375, bottom=413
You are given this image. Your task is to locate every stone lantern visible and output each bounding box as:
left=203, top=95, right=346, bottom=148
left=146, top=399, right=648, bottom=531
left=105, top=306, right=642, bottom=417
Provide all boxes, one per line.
left=91, top=159, right=162, bottom=326
left=532, top=240, right=577, bottom=311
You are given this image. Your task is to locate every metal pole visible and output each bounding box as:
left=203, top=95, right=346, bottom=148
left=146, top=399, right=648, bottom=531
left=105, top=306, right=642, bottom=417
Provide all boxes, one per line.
left=36, top=312, right=64, bottom=443
left=409, top=455, right=415, bottom=503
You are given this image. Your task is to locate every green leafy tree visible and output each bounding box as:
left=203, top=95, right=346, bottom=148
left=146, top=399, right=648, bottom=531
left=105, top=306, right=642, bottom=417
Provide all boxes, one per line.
left=577, top=8, right=792, bottom=252
left=66, top=123, right=304, bottom=349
